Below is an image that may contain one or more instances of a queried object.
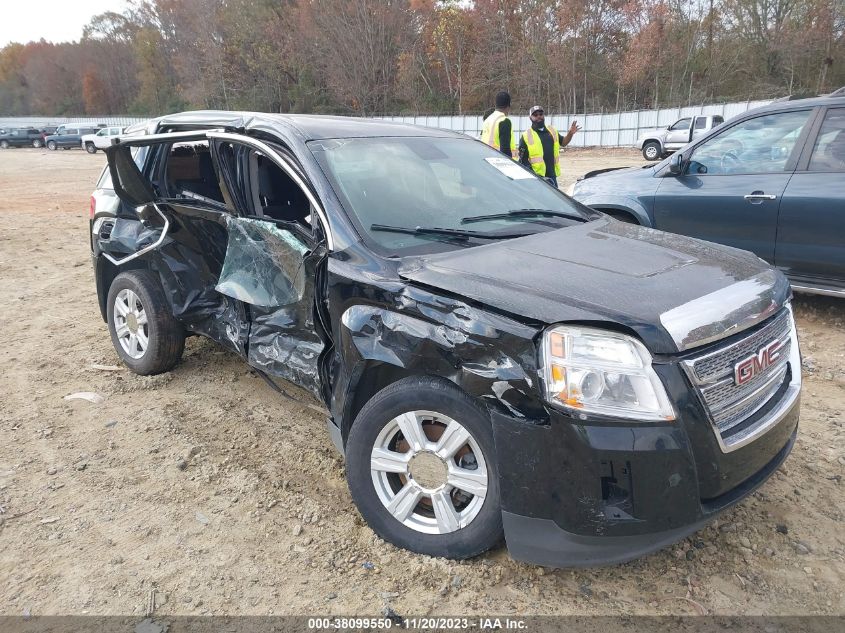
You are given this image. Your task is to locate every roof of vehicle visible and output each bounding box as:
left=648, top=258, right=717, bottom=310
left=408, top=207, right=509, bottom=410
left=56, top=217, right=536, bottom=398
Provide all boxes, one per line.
left=125, top=110, right=467, bottom=141
left=749, top=93, right=845, bottom=113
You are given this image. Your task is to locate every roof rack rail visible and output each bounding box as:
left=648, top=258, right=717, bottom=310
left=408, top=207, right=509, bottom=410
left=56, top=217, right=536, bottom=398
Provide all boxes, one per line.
left=826, top=86, right=845, bottom=97
left=772, top=92, right=818, bottom=102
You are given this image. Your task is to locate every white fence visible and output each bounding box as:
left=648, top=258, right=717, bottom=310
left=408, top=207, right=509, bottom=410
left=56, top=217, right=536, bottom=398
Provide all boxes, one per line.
left=0, top=99, right=773, bottom=148
left=372, top=100, right=773, bottom=147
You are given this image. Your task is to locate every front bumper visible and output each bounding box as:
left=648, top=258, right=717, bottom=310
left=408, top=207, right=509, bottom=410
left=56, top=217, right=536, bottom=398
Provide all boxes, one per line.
left=500, top=427, right=796, bottom=567
left=491, top=362, right=800, bottom=567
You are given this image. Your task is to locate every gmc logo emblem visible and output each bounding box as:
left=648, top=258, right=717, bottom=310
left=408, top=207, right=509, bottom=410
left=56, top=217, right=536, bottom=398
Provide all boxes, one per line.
left=734, top=340, right=784, bottom=386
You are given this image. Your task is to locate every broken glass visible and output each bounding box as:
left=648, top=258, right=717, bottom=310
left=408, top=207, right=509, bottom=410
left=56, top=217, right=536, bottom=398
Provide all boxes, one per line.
left=215, top=217, right=310, bottom=307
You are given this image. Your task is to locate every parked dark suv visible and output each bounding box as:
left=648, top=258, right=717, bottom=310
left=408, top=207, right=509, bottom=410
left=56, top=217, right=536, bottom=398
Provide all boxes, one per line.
left=45, top=124, right=101, bottom=150
left=572, top=93, right=845, bottom=298
left=0, top=128, right=44, bottom=148
left=90, top=111, right=800, bottom=567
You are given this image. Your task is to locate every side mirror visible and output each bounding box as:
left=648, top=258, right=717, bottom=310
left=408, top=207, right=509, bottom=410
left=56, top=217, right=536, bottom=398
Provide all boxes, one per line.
left=668, top=153, right=684, bottom=175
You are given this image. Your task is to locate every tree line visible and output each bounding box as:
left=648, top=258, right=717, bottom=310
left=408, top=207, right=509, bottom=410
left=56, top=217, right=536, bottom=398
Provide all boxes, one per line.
left=0, top=0, right=842, bottom=118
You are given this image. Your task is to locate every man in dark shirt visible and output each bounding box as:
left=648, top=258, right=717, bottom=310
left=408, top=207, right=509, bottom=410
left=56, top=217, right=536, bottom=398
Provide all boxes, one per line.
left=518, top=105, right=580, bottom=187
left=480, top=91, right=516, bottom=159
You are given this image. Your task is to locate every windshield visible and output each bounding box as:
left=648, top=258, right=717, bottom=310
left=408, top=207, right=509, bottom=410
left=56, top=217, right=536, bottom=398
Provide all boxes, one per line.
left=309, top=136, right=595, bottom=255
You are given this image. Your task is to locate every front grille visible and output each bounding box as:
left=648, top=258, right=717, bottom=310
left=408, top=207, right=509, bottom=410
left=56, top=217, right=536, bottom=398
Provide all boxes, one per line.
left=683, top=309, right=792, bottom=436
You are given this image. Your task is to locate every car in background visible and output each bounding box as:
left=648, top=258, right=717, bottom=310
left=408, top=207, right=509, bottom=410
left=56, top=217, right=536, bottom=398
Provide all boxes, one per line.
left=44, top=124, right=102, bottom=150
left=81, top=126, right=125, bottom=153
left=38, top=125, right=59, bottom=145
left=0, top=128, right=44, bottom=148
left=572, top=93, right=845, bottom=297
left=636, top=115, right=724, bottom=160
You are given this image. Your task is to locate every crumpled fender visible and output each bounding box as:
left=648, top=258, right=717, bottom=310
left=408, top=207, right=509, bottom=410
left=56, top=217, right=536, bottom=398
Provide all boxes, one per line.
left=331, top=283, right=550, bottom=440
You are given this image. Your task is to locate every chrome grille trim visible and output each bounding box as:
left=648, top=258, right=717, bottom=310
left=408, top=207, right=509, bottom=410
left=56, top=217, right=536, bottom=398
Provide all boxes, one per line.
left=681, top=305, right=800, bottom=452
left=709, top=365, right=788, bottom=431
left=689, top=310, right=791, bottom=384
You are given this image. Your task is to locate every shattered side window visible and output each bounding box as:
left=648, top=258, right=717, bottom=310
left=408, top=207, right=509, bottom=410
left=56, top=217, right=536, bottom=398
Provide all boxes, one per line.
left=215, top=217, right=310, bottom=307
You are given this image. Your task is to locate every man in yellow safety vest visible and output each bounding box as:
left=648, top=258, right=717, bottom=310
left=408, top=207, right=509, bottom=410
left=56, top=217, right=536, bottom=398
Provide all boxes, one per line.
left=480, top=91, right=517, bottom=159
left=518, top=105, right=581, bottom=188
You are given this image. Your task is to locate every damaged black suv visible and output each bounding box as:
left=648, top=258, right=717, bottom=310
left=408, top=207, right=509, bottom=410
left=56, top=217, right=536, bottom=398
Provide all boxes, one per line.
left=90, top=111, right=801, bottom=567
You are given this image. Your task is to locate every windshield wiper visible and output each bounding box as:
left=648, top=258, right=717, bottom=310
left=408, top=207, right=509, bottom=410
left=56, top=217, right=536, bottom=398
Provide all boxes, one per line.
left=371, top=223, right=531, bottom=241
left=460, top=208, right=587, bottom=224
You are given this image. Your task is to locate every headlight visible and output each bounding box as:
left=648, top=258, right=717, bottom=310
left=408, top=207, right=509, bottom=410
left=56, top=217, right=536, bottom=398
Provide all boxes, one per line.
left=540, top=325, right=675, bottom=421
left=564, top=182, right=576, bottom=196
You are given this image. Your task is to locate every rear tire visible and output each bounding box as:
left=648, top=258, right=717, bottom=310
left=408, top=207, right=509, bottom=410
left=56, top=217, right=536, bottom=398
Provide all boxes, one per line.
left=106, top=270, right=185, bottom=375
left=0, top=140, right=9, bottom=149
left=85, top=142, right=97, bottom=154
left=32, top=139, right=43, bottom=148
left=642, top=141, right=661, bottom=161
left=346, top=376, right=503, bottom=560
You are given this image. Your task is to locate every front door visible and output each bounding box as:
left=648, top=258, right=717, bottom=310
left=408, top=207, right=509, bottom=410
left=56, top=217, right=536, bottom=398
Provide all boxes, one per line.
left=664, top=118, right=692, bottom=149
left=211, top=135, right=330, bottom=399
left=652, top=108, right=815, bottom=262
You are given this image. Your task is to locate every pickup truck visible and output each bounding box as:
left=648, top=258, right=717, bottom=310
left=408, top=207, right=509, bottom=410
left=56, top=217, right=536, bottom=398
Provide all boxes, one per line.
left=637, top=114, right=724, bottom=160
left=81, top=126, right=125, bottom=153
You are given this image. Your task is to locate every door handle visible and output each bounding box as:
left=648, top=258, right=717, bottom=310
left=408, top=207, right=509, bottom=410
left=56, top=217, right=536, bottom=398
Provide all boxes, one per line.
left=744, top=193, right=777, bottom=201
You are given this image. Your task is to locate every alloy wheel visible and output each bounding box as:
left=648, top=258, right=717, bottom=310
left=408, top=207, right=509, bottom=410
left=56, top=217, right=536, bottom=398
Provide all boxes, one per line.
left=370, top=410, right=488, bottom=534
left=113, top=288, right=149, bottom=359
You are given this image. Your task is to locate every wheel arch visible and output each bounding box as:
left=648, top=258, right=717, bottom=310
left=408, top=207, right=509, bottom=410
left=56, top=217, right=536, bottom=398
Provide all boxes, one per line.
left=641, top=137, right=664, bottom=150
left=95, top=255, right=150, bottom=322
left=581, top=198, right=653, bottom=227
left=594, top=207, right=642, bottom=225
left=340, top=361, right=432, bottom=443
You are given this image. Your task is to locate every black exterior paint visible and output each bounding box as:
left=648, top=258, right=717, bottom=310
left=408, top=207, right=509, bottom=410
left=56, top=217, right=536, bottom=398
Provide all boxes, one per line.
left=90, top=111, right=801, bottom=566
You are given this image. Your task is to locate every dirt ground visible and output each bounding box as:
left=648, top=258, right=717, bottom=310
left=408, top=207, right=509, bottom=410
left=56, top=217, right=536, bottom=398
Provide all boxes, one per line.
left=0, top=146, right=843, bottom=618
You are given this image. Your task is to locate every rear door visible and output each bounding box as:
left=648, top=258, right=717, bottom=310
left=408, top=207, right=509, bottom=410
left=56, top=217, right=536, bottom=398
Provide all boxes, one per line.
left=691, top=116, right=709, bottom=141
left=105, top=131, right=250, bottom=356
left=652, top=108, right=816, bottom=261
left=775, top=106, right=845, bottom=287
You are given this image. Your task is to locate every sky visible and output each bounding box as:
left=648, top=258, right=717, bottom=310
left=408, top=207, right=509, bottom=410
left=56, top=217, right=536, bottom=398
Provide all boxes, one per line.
left=0, top=0, right=127, bottom=48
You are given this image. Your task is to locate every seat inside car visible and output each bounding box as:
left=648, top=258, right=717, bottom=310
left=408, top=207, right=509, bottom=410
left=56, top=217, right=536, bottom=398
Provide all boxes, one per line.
left=252, top=154, right=311, bottom=225
left=167, top=144, right=224, bottom=202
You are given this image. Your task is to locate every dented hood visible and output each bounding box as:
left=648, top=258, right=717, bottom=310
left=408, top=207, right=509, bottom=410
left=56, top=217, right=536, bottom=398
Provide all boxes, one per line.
left=398, top=218, right=791, bottom=354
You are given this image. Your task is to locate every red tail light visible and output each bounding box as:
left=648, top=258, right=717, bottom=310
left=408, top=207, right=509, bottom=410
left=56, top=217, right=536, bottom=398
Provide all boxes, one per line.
left=89, top=195, right=96, bottom=219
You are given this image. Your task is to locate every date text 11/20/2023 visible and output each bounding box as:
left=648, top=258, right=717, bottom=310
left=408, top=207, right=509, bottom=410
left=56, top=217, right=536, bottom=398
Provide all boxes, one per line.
left=307, top=617, right=528, bottom=629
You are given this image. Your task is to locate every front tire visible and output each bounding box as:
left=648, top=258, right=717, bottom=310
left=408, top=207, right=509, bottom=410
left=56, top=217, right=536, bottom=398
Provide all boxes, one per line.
left=346, top=376, right=503, bottom=560
left=85, top=142, right=97, bottom=154
left=642, top=141, right=661, bottom=161
left=0, top=140, right=9, bottom=149
left=46, top=141, right=57, bottom=150
left=106, top=270, right=185, bottom=375
left=32, top=139, right=43, bottom=148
